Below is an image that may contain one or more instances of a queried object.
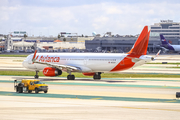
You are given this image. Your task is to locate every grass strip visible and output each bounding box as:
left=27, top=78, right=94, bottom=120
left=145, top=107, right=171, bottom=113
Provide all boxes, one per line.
left=0, top=54, right=28, bottom=57
left=147, top=63, right=180, bottom=65
left=166, top=67, right=180, bottom=68
left=1, top=71, right=180, bottom=78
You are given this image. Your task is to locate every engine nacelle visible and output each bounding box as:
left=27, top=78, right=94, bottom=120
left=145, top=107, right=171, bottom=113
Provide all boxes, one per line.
left=43, top=67, right=62, bottom=77
left=82, top=72, right=95, bottom=76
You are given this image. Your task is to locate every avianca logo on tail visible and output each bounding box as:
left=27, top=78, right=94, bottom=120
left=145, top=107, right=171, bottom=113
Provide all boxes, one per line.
left=36, top=55, right=60, bottom=62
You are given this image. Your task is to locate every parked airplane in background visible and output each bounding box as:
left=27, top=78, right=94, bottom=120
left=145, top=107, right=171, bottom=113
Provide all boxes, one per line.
left=22, top=26, right=160, bottom=80
left=160, top=34, right=180, bottom=52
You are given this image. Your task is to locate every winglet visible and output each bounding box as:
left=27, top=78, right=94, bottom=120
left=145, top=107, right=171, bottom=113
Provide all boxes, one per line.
left=152, top=50, right=161, bottom=61
left=32, top=50, right=37, bottom=63
left=155, top=50, right=161, bottom=58
left=127, top=26, right=150, bottom=56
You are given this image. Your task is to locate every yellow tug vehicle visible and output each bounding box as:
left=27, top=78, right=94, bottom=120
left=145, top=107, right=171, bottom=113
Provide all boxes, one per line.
left=14, top=79, right=48, bottom=93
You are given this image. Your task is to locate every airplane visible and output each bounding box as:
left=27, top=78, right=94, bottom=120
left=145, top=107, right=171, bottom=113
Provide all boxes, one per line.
left=160, top=34, right=180, bottom=52
left=22, top=26, right=160, bottom=80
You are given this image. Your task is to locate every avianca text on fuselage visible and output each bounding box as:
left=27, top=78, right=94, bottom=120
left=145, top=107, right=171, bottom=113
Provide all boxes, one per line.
left=22, top=26, right=159, bottom=80
left=36, top=55, right=60, bottom=63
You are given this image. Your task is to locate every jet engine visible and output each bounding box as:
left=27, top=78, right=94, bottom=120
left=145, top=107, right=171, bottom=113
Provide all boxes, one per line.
left=82, top=72, right=95, bottom=76
left=43, top=67, right=62, bottom=77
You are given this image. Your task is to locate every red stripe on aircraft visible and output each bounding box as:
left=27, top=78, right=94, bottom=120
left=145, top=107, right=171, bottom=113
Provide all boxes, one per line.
left=110, top=26, right=150, bottom=72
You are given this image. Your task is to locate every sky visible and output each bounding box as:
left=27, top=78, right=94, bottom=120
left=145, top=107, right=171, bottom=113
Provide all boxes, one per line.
left=0, top=0, right=180, bottom=37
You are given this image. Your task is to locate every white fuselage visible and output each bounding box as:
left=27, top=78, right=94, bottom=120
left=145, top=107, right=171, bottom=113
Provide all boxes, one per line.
left=172, top=45, right=180, bottom=52
left=23, top=53, right=152, bottom=73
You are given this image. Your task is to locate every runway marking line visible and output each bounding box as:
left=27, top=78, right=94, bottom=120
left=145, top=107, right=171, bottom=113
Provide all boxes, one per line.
left=0, top=91, right=180, bottom=103
left=165, top=100, right=178, bottom=103
left=1, top=76, right=180, bottom=82
left=0, top=80, right=179, bottom=89
left=121, top=106, right=180, bottom=112
left=91, top=98, right=102, bottom=100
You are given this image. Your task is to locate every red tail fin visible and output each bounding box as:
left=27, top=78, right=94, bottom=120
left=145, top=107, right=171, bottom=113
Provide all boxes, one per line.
left=127, top=26, right=150, bottom=56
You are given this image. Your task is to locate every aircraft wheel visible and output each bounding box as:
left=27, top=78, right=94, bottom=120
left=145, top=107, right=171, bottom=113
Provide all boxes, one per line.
left=71, top=75, right=75, bottom=80
left=93, top=74, right=101, bottom=80
left=34, top=71, right=39, bottom=79
left=98, top=75, right=101, bottom=80
left=67, top=75, right=75, bottom=80
left=67, top=75, right=70, bottom=80
left=34, top=75, right=39, bottom=79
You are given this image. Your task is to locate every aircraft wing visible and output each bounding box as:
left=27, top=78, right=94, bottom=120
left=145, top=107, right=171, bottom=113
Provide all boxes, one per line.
left=32, top=50, right=81, bottom=72
left=33, top=60, right=82, bottom=72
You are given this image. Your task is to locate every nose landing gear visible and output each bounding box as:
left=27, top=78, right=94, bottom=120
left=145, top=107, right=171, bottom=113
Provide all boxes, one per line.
left=34, top=71, right=39, bottom=79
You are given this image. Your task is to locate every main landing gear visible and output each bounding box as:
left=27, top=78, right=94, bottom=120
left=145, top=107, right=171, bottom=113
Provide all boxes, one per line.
left=67, top=72, right=101, bottom=80
left=67, top=70, right=75, bottom=80
left=93, top=72, right=101, bottom=80
left=34, top=71, right=39, bottom=79
left=67, top=75, right=75, bottom=80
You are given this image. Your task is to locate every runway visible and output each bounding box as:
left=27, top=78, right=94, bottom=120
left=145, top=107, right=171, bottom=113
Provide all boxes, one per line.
left=0, top=76, right=180, bottom=120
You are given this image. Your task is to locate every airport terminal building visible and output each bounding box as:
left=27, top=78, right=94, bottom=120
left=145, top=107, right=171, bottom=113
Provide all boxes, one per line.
left=85, top=37, right=160, bottom=53
left=150, top=20, right=180, bottom=38
left=1, top=20, right=180, bottom=53
left=86, top=20, right=180, bottom=53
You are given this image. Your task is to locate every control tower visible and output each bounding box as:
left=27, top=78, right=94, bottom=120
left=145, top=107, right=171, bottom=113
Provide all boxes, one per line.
left=5, top=34, right=13, bottom=52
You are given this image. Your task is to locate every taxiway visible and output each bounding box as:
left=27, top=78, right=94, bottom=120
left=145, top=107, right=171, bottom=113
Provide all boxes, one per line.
left=0, top=55, right=180, bottom=119
left=0, top=76, right=180, bottom=120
